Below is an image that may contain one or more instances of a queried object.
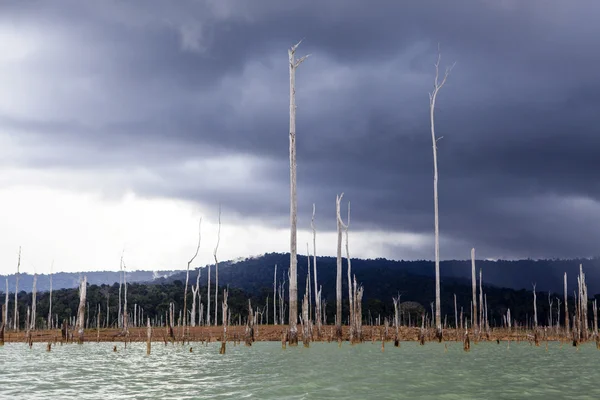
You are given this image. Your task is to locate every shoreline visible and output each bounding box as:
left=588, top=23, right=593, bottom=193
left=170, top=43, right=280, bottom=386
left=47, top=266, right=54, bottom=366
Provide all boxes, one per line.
left=0, top=325, right=580, bottom=344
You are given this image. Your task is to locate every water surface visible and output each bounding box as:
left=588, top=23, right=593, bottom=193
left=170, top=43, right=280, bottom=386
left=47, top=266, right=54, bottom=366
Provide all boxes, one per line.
left=1, top=341, right=598, bottom=399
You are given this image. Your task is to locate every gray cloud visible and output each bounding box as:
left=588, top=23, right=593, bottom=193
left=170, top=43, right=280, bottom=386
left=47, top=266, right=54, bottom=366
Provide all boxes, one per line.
left=1, top=0, right=600, bottom=259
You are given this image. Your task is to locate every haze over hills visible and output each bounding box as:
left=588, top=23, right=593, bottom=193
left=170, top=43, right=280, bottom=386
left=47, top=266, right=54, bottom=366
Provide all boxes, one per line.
left=2, top=253, right=599, bottom=296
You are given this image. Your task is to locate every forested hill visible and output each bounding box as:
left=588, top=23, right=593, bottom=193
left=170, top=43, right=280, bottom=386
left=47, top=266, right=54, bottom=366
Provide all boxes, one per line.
left=157, top=253, right=600, bottom=297
left=2, top=252, right=599, bottom=296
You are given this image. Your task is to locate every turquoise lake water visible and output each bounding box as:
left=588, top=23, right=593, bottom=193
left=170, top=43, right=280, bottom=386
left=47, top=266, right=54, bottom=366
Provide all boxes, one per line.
left=0, top=341, right=599, bottom=399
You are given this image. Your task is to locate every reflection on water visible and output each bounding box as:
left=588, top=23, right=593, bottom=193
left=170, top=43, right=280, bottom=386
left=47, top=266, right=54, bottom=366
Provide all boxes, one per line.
left=0, top=341, right=599, bottom=399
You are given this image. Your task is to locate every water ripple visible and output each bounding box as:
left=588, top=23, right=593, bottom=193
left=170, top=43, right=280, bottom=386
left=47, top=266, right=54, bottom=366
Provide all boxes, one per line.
left=0, top=341, right=599, bottom=399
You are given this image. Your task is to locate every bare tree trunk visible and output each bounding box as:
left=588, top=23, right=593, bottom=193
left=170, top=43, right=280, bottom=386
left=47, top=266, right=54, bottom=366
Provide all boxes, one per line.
left=30, top=273, right=37, bottom=330
left=76, top=276, right=87, bottom=344
left=454, top=293, right=458, bottom=331
left=214, top=205, right=221, bottom=327
left=273, top=264, right=277, bottom=325
left=118, top=252, right=123, bottom=329
left=345, top=203, right=354, bottom=340
left=580, top=265, right=588, bottom=340
left=0, top=304, right=5, bottom=345
left=564, top=272, right=569, bottom=336
left=4, top=279, right=8, bottom=331
left=14, top=247, right=21, bottom=331
left=123, top=261, right=128, bottom=334
left=184, top=217, right=202, bottom=332
left=311, top=204, right=320, bottom=335
left=532, top=283, right=538, bottom=330
left=393, top=295, right=400, bottom=344
left=288, top=40, right=309, bottom=346
left=207, top=264, right=211, bottom=326
left=220, top=289, right=228, bottom=354
left=48, top=261, right=53, bottom=330
left=479, top=268, right=483, bottom=333
left=594, top=299, right=598, bottom=338
left=354, top=278, right=363, bottom=343
left=429, top=50, right=454, bottom=339
left=335, top=193, right=344, bottom=341
left=191, top=269, right=200, bottom=327
left=471, top=248, right=478, bottom=335
left=245, top=300, right=255, bottom=346
left=301, top=284, right=310, bottom=347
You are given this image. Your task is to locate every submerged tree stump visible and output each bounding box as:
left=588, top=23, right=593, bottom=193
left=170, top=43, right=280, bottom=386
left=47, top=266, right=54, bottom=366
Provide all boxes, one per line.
left=464, top=333, right=471, bottom=352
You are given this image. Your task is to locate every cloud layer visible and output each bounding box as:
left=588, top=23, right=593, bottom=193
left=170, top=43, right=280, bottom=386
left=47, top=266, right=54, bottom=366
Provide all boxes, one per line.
left=1, top=0, right=599, bottom=272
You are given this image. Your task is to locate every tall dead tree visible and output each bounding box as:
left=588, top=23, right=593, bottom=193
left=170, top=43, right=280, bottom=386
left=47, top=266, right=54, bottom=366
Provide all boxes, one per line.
left=118, top=252, right=123, bottom=329
left=4, top=279, right=8, bottom=331
left=214, top=205, right=221, bottom=327
left=593, top=299, right=598, bottom=337
left=532, top=283, right=538, bottom=329
left=191, top=269, right=200, bottom=327
left=245, top=299, right=255, bottom=345
left=184, top=217, right=202, bottom=330
left=429, top=48, right=454, bottom=340
left=0, top=303, right=5, bottom=345
left=335, top=193, right=345, bottom=340
left=454, top=294, right=458, bottom=330
left=48, top=261, right=53, bottom=329
left=146, top=317, right=152, bottom=355
left=393, top=295, right=400, bottom=343
left=207, top=263, right=211, bottom=326
left=273, top=264, right=277, bottom=325
left=123, top=260, right=128, bottom=333
left=564, top=272, right=569, bottom=335
left=288, top=39, right=309, bottom=346
left=479, top=268, right=483, bottom=332
left=31, top=273, right=37, bottom=330
left=76, top=276, right=87, bottom=344
left=353, top=276, right=363, bottom=343
left=220, top=289, right=228, bottom=354
left=337, top=199, right=353, bottom=339
left=306, top=243, right=311, bottom=322
left=471, top=248, right=477, bottom=334
left=14, top=247, right=21, bottom=331
left=311, top=204, right=321, bottom=334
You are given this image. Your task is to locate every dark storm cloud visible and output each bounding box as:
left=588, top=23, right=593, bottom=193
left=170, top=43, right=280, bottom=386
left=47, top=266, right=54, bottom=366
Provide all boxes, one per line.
left=2, top=0, right=600, bottom=259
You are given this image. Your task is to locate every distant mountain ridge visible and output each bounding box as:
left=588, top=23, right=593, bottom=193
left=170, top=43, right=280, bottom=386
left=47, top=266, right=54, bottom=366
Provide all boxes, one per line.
left=2, top=253, right=598, bottom=296
left=0, top=270, right=178, bottom=293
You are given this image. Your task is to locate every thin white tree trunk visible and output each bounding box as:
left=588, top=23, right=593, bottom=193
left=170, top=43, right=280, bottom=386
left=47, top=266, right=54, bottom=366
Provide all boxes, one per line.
left=14, top=247, right=21, bottom=331
left=76, top=276, right=87, bottom=344
left=564, top=272, right=569, bottom=335
left=532, top=283, right=538, bottom=329
left=479, top=268, right=483, bottom=332
left=191, top=269, right=200, bottom=327
left=454, top=293, right=458, bottom=330
left=471, top=248, right=478, bottom=334
left=345, top=203, right=353, bottom=337
left=146, top=317, right=152, bottom=355
left=184, top=217, right=202, bottom=330
left=3, top=279, right=8, bottom=330
left=118, top=252, right=123, bottom=329
left=207, top=264, right=211, bottom=326
left=335, top=193, right=344, bottom=340
left=273, top=264, right=277, bottom=325
left=123, top=260, right=128, bottom=333
left=214, top=206, right=221, bottom=327
left=307, top=243, right=311, bottom=322
left=31, top=274, right=37, bottom=330
left=311, top=204, right=320, bottom=333
left=48, top=261, right=53, bottom=330
left=288, top=40, right=309, bottom=345
left=429, top=49, right=454, bottom=338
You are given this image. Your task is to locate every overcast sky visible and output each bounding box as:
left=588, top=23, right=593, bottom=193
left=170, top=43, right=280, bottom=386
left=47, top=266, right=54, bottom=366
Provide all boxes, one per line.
left=1, top=0, right=599, bottom=274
